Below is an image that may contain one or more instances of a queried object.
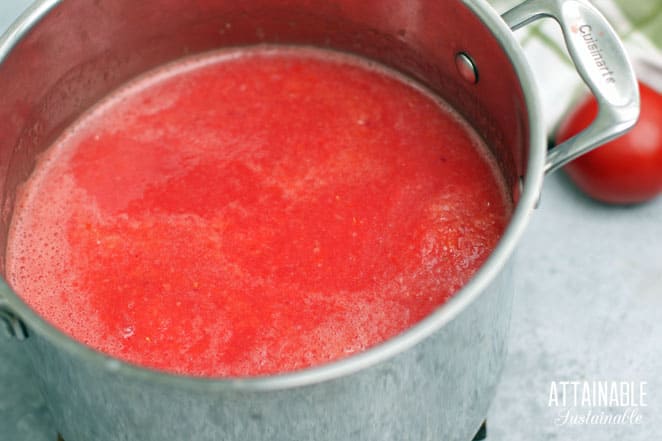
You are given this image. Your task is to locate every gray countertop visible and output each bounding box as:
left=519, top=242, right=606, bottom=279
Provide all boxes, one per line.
left=1, top=2, right=661, bottom=440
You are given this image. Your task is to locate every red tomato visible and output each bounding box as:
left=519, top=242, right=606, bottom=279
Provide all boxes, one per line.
left=556, top=82, right=662, bottom=204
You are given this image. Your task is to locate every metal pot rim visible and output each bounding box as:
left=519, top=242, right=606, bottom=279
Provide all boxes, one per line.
left=0, top=0, right=546, bottom=392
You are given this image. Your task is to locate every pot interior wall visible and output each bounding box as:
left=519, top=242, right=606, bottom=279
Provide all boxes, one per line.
left=0, top=0, right=528, bottom=273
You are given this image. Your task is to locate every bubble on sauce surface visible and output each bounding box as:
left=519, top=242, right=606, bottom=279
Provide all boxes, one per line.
left=6, top=175, right=110, bottom=346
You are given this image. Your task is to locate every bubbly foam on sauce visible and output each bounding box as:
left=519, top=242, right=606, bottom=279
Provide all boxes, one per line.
left=7, top=46, right=511, bottom=377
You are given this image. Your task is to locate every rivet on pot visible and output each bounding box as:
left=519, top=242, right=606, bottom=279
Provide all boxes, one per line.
left=455, top=52, right=478, bottom=84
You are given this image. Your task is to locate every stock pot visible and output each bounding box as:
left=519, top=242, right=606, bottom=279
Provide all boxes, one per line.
left=0, top=0, right=638, bottom=440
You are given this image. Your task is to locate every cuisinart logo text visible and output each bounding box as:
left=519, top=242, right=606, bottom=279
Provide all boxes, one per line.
left=576, top=24, right=616, bottom=84
left=548, top=381, right=647, bottom=425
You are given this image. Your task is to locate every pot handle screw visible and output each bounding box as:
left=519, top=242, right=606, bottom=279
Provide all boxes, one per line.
left=502, top=0, right=639, bottom=174
left=456, top=52, right=479, bottom=84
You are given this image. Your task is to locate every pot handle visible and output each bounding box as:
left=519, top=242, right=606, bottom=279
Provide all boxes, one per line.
left=0, top=282, right=28, bottom=340
left=502, top=0, right=639, bottom=174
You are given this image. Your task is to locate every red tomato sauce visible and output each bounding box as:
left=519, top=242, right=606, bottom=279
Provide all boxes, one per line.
left=7, top=47, right=510, bottom=377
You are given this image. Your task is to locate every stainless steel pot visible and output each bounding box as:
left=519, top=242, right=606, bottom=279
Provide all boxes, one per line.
left=0, top=0, right=638, bottom=440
